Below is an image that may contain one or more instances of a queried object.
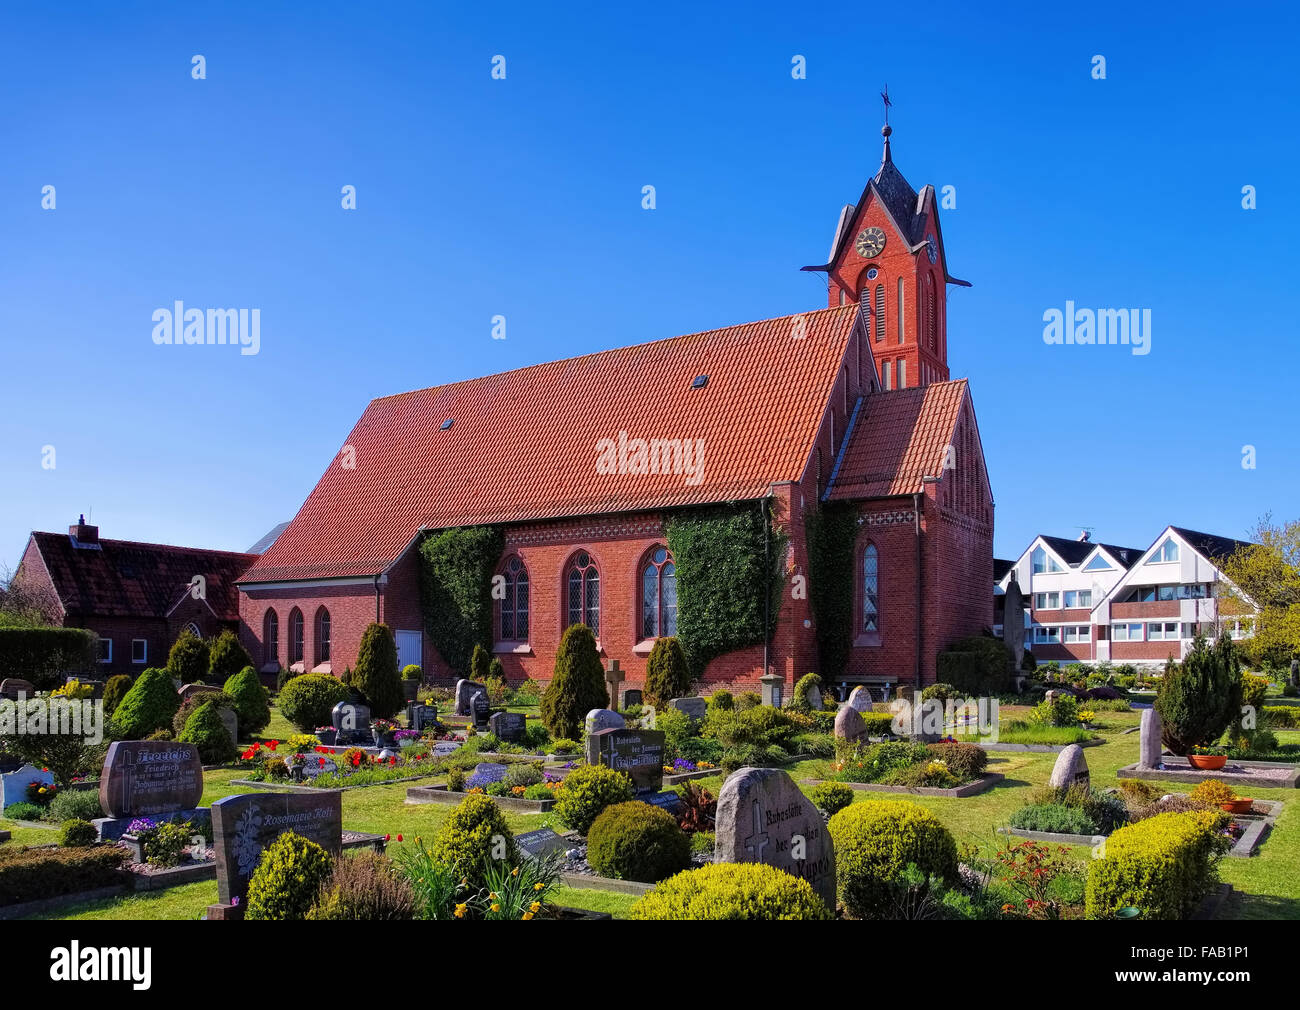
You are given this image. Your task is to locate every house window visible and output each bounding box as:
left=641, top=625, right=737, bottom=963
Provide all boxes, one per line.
left=566, top=551, right=600, bottom=636
left=1063, top=625, right=1091, bottom=643
left=1034, top=591, right=1060, bottom=610
left=641, top=547, right=677, bottom=638
left=500, top=556, right=530, bottom=641
left=898, top=359, right=907, bottom=388
left=264, top=610, right=279, bottom=666
left=1111, top=622, right=1144, bottom=642
left=1147, top=621, right=1179, bottom=641
left=882, top=360, right=892, bottom=390
left=1031, top=546, right=1063, bottom=574
left=1152, top=538, right=1179, bottom=563
left=131, top=639, right=147, bottom=664
left=289, top=608, right=304, bottom=664
left=184, top=622, right=202, bottom=639
left=98, top=638, right=112, bottom=663
left=1083, top=555, right=1113, bottom=571
left=315, top=607, right=331, bottom=664
left=1032, top=626, right=1060, bottom=645
left=874, top=284, right=886, bottom=341
left=862, top=544, right=879, bottom=633
left=1063, top=590, right=1092, bottom=608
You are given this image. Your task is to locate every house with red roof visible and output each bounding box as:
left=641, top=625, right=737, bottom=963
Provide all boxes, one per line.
left=236, top=126, right=994, bottom=695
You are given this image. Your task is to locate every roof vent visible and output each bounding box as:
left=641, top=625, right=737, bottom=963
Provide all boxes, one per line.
left=691, top=375, right=708, bottom=389
left=440, top=418, right=454, bottom=430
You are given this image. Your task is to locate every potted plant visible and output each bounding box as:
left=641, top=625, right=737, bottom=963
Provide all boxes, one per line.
left=372, top=718, right=398, bottom=747
left=402, top=664, right=422, bottom=703
left=1188, top=745, right=1228, bottom=770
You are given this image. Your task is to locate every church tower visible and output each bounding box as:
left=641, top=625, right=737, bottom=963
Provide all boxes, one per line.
left=802, top=118, right=969, bottom=390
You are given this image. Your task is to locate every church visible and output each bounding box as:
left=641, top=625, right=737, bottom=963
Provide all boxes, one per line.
left=235, top=123, right=994, bottom=697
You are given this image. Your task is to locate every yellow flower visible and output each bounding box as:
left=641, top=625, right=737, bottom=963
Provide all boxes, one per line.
left=490, top=903, right=500, bottom=913
left=489, top=891, right=498, bottom=900
left=454, top=904, right=467, bottom=918
left=511, top=867, right=519, bottom=876
left=533, top=882, right=544, bottom=891
left=522, top=911, right=534, bottom=920
left=529, top=901, right=541, bottom=912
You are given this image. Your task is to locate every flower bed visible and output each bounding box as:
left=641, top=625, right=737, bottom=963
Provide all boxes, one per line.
left=815, top=740, right=991, bottom=791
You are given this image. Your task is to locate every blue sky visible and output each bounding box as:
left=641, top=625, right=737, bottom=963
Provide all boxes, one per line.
left=1, top=1, right=1297, bottom=570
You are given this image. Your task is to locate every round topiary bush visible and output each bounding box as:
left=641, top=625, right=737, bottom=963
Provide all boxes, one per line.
left=644, top=636, right=692, bottom=707
left=178, top=699, right=239, bottom=764
left=166, top=629, right=210, bottom=684
left=921, top=682, right=959, bottom=703
left=431, top=793, right=519, bottom=892
left=631, top=862, right=832, bottom=920
left=541, top=623, right=609, bottom=740
left=586, top=801, right=692, bottom=882
left=553, top=763, right=635, bottom=835
left=828, top=799, right=958, bottom=919
left=172, top=690, right=236, bottom=737
left=207, top=628, right=254, bottom=681
left=924, top=741, right=989, bottom=781
left=224, top=666, right=271, bottom=735
left=810, top=780, right=855, bottom=817
left=278, top=673, right=351, bottom=732
left=102, top=674, right=132, bottom=719
left=245, top=832, right=334, bottom=920
left=353, top=622, right=403, bottom=719
left=111, top=667, right=181, bottom=739
left=59, top=819, right=98, bottom=847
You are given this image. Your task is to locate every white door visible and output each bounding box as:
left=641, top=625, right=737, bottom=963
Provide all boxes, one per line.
left=395, top=630, right=423, bottom=671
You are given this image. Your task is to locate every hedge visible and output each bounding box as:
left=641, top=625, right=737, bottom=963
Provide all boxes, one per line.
left=417, top=526, right=503, bottom=677
left=0, top=845, right=129, bottom=907
left=935, top=635, right=1013, bottom=696
left=0, top=627, right=97, bottom=689
left=1262, top=705, right=1299, bottom=729
left=630, top=862, right=831, bottom=920
left=1085, top=810, right=1231, bottom=920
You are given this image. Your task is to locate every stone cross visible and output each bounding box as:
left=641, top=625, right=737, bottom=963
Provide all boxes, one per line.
left=604, top=659, right=624, bottom=710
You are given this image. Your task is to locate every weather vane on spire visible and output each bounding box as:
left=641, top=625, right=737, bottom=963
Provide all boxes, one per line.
left=881, top=84, right=892, bottom=126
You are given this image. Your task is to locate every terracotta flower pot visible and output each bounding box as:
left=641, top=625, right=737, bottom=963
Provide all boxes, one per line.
left=1188, top=754, right=1227, bottom=770
left=1221, top=798, right=1254, bottom=814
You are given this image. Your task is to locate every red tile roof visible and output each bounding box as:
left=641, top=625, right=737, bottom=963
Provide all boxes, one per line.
left=29, top=532, right=256, bottom=621
left=826, top=379, right=968, bottom=499
left=243, top=305, right=862, bottom=583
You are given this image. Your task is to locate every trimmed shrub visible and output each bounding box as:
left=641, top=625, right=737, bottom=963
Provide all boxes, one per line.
left=48, top=787, right=103, bottom=823
left=553, top=763, right=635, bottom=835
left=102, top=674, right=132, bottom=718
left=354, top=622, right=403, bottom=719
left=707, top=690, right=734, bottom=712
left=172, top=690, right=236, bottom=737
left=470, top=643, right=491, bottom=683
left=586, top=801, right=692, bottom=883
left=402, top=663, right=422, bottom=681
left=828, top=800, right=959, bottom=919
left=791, top=673, right=825, bottom=713
left=644, top=636, right=692, bottom=708
left=925, top=741, right=989, bottom=780
left=278, top=673, right=351, bottom=732
left=1240, top=672, right=1270, bottom=714
left=2, top=802, right=43, bottom=821
left=177, top=699, right=238, bottom=764
left=655, top=706, right=694, bottom=763
left=1085, top=810, right=1231, bottom=919
left=0, top=626, right=98, bottom=690
left=935, top=635, right=1013, bottom=696
left=921, top=682, right=958, bottom=703
left=166, top=629, right=209, bottom=684
left=276, top=666, right=299, bottom=693
left=631, top=862, right=831, bottom=920
left=862, top=712, right=895, bottom=736
left=1189, top=778, right=1236, bottom=806
left=431, top=793, right=519, bottom=891
left=810, top=780, right=855, bottom=817
left=245, top=832, right=334, bottom=920
left=541, top=623, right=608, bottom=740
left=59, top=819, right=98, bottom=847
left=1156, top=633, right=1243, bottom=754
left=207, top=629, right=253, bottom=680
left=307, top=850, right=415, bottom=920
left=1262, top=705, right=1300, bottom=729
left=0, top=845, right=127, bottom=906
left=111, top=667, right=181, bottom=739
left=224, top=666, right=271, bottom=735
left=1008, top=803, right=1099, bottom=835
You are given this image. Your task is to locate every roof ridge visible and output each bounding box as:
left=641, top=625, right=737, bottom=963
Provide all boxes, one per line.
left=33, top=530, right=258, bottom=559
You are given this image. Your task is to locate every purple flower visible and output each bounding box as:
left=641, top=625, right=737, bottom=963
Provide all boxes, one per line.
left=673, top=759, right=697, bottom=772
left=127, top=817, right=157, bottom=835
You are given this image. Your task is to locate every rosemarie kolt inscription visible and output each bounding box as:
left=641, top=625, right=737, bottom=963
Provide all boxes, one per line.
left=211, top=790, right=344, bottom=905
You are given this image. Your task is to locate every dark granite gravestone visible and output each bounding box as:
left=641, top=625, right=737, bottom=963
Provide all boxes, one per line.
left=407, top=703, right=438, bottom=732
left=178, top=683, right=222, bottom=704
left=489, top=711, right=526, bottom=743
left=516, top=827, right=570, bottom=859
left=669, top=697, right=707, bottom=722
left=331, top=700, right=371, bottom=745
left=455, top=679, right=486, bottom=716
left=99, top=741, right=204, bottom=819
left=211, top=791, right=344, bottom=906
left=715, top=766, right=836, bottom=909
left=471, top=691, right=490, bottom=730
left=0, top=679, right=35, bottom=701
left=592, top=727, right=665, bottom=795
left=619, top=688, right=643, bottom=710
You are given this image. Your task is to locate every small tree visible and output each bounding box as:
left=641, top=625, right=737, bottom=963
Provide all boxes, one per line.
left=167, top=629, right=210, bottom=684
left=224, top=666, right=271, bottom=735
left=644, top=637, right=692, bottom=707
left=470, top=643, right=491, bottom=683
left=1155, top=632, right=1243, bottom=754
left=354, top=622, right=403, bottom=719
left=111, top=667, right=182, bottom=739
left=542, top=624, right=609, bottom=739
left=208, top=629, right=253, bottom=680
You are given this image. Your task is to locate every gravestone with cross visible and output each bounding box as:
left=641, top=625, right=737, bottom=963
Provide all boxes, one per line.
left=715, top=766, right=835, bottom=910
left=604, top=659, right=624, bottom=711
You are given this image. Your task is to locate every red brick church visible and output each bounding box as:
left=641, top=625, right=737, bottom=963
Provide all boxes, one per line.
left=236, top=124, right=994, bottom=695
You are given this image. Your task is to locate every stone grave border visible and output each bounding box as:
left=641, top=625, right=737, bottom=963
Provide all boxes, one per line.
left=1116, top=758, right=1300, bottom=789
left=662, top=766, right=720, bottom=786
left=998, top=826, right=1105, bottom=847
left=0, top=829, right=9, bottom=843
left=228, top=770, right=439, bottom=793
left=977, top=738, right=1104, bottom=753
left=802, top=771, right=1004, bottom=798
left=406, top=783, right=555, bottom=813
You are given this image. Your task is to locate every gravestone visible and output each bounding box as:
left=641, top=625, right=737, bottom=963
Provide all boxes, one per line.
left=604, top=659, right=624, bottom=711
left=805, top=683, right=823, bottom=712
left=432, top=739, right=463, bottom=757
left=1291, top=657, right=1298, bottom=688
left=1048, top=744, right=1090, bottom=790
left=619, top=688, right=643, bottom=710
left=715, top=766, right=835, bottom=910
left=1005, top=574, right=1026, bottom=671
left=584, top=708, right=625, bottom=765
left=489, top=711, right=526, bottom=744
left=407, top=703, right=438, bottom=732
left=0, top=678, right=35, bottom=701
left=1, top=764, right=55, bottom=813
left=470, top=690, right=490, bottom=730
left=178, top=683, right=222, bottom=704
left=516, top=827, right=570, bottom=859
left=592, top=727, right=665, bottom=794
left=331, top=700, right=371, bottom=745
left=210, top=791, right=343, bottom=908
left=833, top=705, right=867, bottom=745
left=217, top=707, right=239, bottom=748
left=1139, top=708, right=1163, bottom=770
left=669, top=697, right=707, bottom=722
left=454, top=679, right=486, bottom=716
left=298, top=755, right=339, bottom=780
left=99, top=741, right=204, bottom=819
left=759, top=673, right=784, bottom=709
left=847, top=685, right=873, bottom=713
left=467, top=762, right=509, bottom=788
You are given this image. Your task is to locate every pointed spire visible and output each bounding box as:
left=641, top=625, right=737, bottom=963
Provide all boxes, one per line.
left=880, top=85, right=893, bottom=164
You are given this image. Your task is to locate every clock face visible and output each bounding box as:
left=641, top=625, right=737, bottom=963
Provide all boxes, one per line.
left=926, top=235, right=938, bottom=264
left=855, top=226, right=886, bottom=258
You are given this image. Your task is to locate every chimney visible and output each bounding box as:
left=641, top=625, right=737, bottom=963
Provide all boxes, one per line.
left=1077, top=529, right=1090, bottom=542
left=70, top=514, right=99, bottom=544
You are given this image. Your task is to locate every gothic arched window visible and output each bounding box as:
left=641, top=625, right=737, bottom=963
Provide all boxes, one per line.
left=263, top=609, right=278, bottom=667
left=566, top=551, right=600, bottom=636
left=641, top=547, right=677, bottom=638
left=500, top=556, right=530, bottom=641
left=288, top=608, right=304, bottom=665
left=863, top=544, right=879, bottom=633
left=314, top=606, right=331, bottom=664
